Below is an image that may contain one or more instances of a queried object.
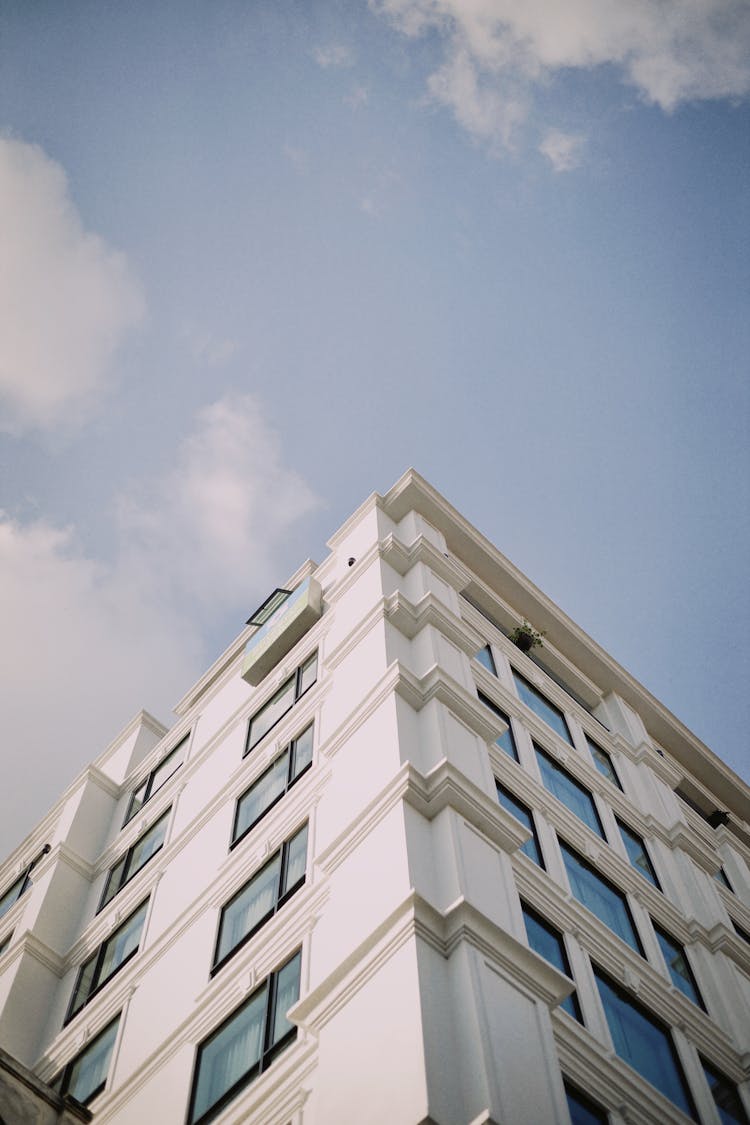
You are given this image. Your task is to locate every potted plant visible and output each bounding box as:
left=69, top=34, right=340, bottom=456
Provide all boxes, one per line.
left=509, top=621, right=545, bottom=653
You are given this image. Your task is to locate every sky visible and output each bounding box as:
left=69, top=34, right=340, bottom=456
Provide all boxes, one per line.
left=0, top=0, right=748, bottom=859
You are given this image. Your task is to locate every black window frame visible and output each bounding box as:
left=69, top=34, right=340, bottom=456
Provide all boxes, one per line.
left=479, top=692, right=519, bottom=761
left=512, top=670, right=574, bottom=745
left=535, top=744, right=606, bottom=839
left=495, top=780, right=544, bottom=867
left=65, top=899, right=149, bottom=1024
left=232, top=725, right=314, bottom=848
left=475, top=644, right=498, bottom=676
left=0, top=844, right=50, bottom=921
left=99, top=808, right=171, bottom=912
left=52, top=1014, right=121, bottom=1106
left=564, top=1080, right=609, bottom=1124
left=700, top=1056, right=750, bottom=1125
left=245, top=652, right=317, bottom=755
left=585, top=736, right=622, bottom=790
left=123, top=734, right=189, bottom=827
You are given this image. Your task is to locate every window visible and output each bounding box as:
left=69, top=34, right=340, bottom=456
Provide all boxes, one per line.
left=0, top=871, right=30, bottom=921
left=246, top=587, right=292, bottom=626
left=535, top=746, right=605, bottom=839
left=586, top=737, right=621, bottom=790
left=715, top=867, right=733, bottom=892
left=188, top=951, right=301, bottom=1125
left=66, top=900, right=148, bottom=1022
left=564, top=1082, right=609, bottom=1124
left=560, top=841, right=643, bottom=956
left=654, top=926, right=705, bottom=1010
left=617, top=820, right=660, bottom=889
left=521, top=903, right=581, bottom=1021
left=124, top=735, right=188, bottom=825
left=512, top=671, right=573, bottom=744
left=0, top=931, right=12, bottom=957
left=700, top=1057, right=749, bottom=1125
left=478, top=693, right=518, bottom=760
left=732, top=920, right=750, bottom=946
left=52, top=1014, right=120, bottom=1105
left=233, top=726, right=313, bottom=846
left=246, top=652, right=317, bottom=753
left=100, top=809, right=170, bottom=910
left=594, top=967, right=696, bottom=1119
left=214, top=825, right=308, bottom=972
left=495, top=782, right=543, bottom=867
left=475, top=645, right=497, bottom=676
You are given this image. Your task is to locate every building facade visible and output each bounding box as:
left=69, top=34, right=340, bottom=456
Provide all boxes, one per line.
left=0, top=469, right=748, bottom=1125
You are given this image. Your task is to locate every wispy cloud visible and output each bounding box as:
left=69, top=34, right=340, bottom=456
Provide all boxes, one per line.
left=539, top=129, right=585, bottom=172
left=180, top=324, right=239, bottom=367
left=345, top=84, right=369, bottom=109
left=312, top=43, right=355, bottom=69
left=0, top=136, right=144, bottom=433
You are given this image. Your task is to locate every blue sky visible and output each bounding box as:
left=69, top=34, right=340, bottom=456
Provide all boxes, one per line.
left=1, top=0, right=748, bottom=857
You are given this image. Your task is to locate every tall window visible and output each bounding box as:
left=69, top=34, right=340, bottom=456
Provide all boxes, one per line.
left=585, top=736, right=621, bottom=790
left=66, top=900, right=149, bottom=1022
left=564, top=1082, right=609, bottom=1125
left=100, top=808, right=170, bottom=910
left=521, top=903, right=581, bottom=1021
left=700, top=1057, right=749, bottom=1125
left=475, top=645, right=497, bottom=676
left=593, top=967, right=696, bottom=1119
left=560, top=841, right=643, bottom=956
left=478, top=693, right=518, bottom=760
left=124, top=734, right=188, bottom=826
left=246, top=653, right=317, bottom=753
left=52, top=1015, right=120, bottom=1106
left=214, top=825, right=308, bottom=972
left=535, top=746, right=605, bottom=839
left=233, top=726, right=313, bottom=846
left=0, top=871, right=30, bottom=921
left=512, top=671, right=573, bottom=745
left=495, top=782, right=543, bottom=867
left=188, top=951, right=301, bottom=1125
left=653, top=926, right=705, bottom=1010
left=617, top=820, right=660, bottom=889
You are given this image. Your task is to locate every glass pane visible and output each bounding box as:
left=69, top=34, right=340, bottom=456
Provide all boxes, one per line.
left=150, top=739, right=186, bottom=795
left=561, top=844, right=641, bottom=954
left=191, top=985, right=267, bottom=1123
left=235, top=753, right=289, bottom=841
left=216, top=857, right=281, bottom=965
left=701, top=1057, right=749, bottom=1125
left=595, top=969, right=696, bottom=1119
left=100, top=856, right=127, bottom=908
left=475, top=645, right=497, bottom=675
left=495, top=783, right=542, bottom=866
left=586, top=737, right=621, bottom=789
left=0, top=873, right=27, bottom=920
left=99, top=902, right=148, bottom=985
left=513, top=672, right=573, bottom=744
left=565, top=1083, right=609, bottom=1125
left=535, top=748, right=604, bottom=838
left=270, top=952, right=301, bottom=1047
left=69, top=952, right=98, bottom=1016
left=129, top=811, right=169, bottom=880
left=618, top=822, right=659, bottom=888
left=125, top=780, right=148, bottom=824
left=66, top=1016, right=119, bottom=1104
left=478, top=693, right=518, bottom=760
left=247, top=678, right=296, bottom=750
left=283, top=825, right=308, bottom=893
left=292, top=726, right=314, bottom=777
left=654, top=927, right=703, bottom=1009
left=522, top=906, right=580, bottom=1021
left=297, top=652, right=318, bottom=697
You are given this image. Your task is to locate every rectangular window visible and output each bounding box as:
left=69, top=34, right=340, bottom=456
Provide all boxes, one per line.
left=495, top=782, right=543, bottom=867
left=586, top=736, right=621, bottom=790
left=654, top=926, right=705, bottom=1010
left=66, top=900, right=148, bottom=1022
left=700, top=1057, right=749, bottom=1125
left=52, top=1014, right=120, bottom=1105
left=214, top=825, right=308, bottom=972
left=188, top=951, right=301, bottom=1125
left=233, top=726, right=313, bottom=846
left=475, top=645, right=497, bottom=676
left=564, top=1082, right=609, bottom=1124
left=0, top=871, right=30, bottom=921
left=478, top=693, right=518, bottom=760
left=560, top=841, right=643, bottom=955
left=617, top=820, right=660, bottom=890
left=99, top=809, right=170, bottom=910
left=594, top=967, right=696, bottom=1119
left=512, top=671, right=573, bottom=744
left=124, top=735, right=188, bottom=826
left=535, top=745, right=605, bottom=839
left=521, top=903, right=581, bottom=1021
left=715, top=867, right=733, bottom=892
left=246, top=652, right=317, bottom=754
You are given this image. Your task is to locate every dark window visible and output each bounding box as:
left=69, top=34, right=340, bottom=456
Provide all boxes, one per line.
left=475, top=645, right=497, bottom=676
left=214, top=825, right=307, bottom=972
left=66, top=900, right=148, bottom=1022
left=732, top=920, right=750, bottom=946
left=564, top=1082, right=609, bottom=1124
left=701, top=1057, right=749, bottom=1125
left=512, top=671, right=573, bottom=744
left=52, top=1015, right=120, bottom=1105
left=246, top=587, right=292, bottom=626
left=246, top=653, right=317, bottom=753
left=654, top=926, right=705, bottom=1010
left=100, top=809, right=170, bottom=910
left=521, top=903, right=581, bottom=1021
left=495, top=782, right=543, bottom=867
left=715, top=867, right=733, bottom=892
left=585, top=737, right=621, bottom=790
left=478, top=693, right=518, bottom=760
left=617, top=821, right=660, bottom=889
left=0, top=932, right=12, bottom=957
left=594, top=967, right=697, bottom=1119
left=0, top=871, right=30, bottom=921
left=535, top=746, right=605, bottom=839
left=124, top=735, right=188, bottom=826
left=233, top=726, right=313, bottom=846
left=560, top=841, right=643, bottom=955
left=188, top=951, right=301, bottom=1125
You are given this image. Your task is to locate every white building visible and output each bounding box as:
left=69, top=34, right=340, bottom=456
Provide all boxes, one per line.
left=1, top=469, right=749, bottom=1125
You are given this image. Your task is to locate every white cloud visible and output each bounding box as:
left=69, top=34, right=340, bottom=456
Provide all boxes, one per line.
left=373, top=0, right=750, bottom=149
left=0, top=136, right=144, bottom=433
left=539, top=129, right=585, bottom=172
left=312, top=43, right=355, bottom=68
left=0, top=393, right=320, bottom=856
left=180, top=324, right=239, bottom=367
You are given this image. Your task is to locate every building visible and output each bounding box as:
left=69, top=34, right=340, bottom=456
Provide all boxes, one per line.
left=1, top=469, right=749, bottom=1125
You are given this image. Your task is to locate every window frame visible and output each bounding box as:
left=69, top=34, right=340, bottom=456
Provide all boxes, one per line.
left=512, top=670, right=574, bottom=745
left=616, top=819, right=661, bottom=890
left=700, top=1056, right=750, bottom=1125
left=560, top=840, right=644, bottom=956
left=585, top=736, right=622, bottom=790
left=521, top=902, right=582, bottom=1022
left=123, top=734, right=188, bottom=827
left=564, top=1080, right=609, bottom=1124
left=495, top=780, right=544, bottom=867
left=52, top=1014, right=120, bottom=1106
left=479, top=692, right=518, bottom=760
left=0, top=870, right=31, bottom=921
left=232, top=725, right=313, bottom=848
left=475, top=644, right=498, bottom=676
left=535, top=744, right=606, bottom=839
left=65, top=899, right=149, bottom=1023
left=245, top=652, right=318, bottom=755
left=653, top=924, right=705, bottom=1011
left=99, top=808, right=170, bottom=911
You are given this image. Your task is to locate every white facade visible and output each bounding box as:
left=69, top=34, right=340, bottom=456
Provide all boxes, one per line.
left=1, top=469, right=749, bottom=1125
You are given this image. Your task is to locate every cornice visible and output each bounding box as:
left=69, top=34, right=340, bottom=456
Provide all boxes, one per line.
left=380, top=531, right=473, bottom=592
left=384, top=590, right=485, bottom=655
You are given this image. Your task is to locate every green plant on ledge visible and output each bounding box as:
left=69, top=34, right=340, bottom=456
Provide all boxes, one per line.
left=509, top=621, right=545, bottom=653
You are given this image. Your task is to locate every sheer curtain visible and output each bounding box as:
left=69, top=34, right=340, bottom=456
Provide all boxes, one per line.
left=218, top=858, right=281, bottom=962
left=193, top=987, right=266, bottom=1121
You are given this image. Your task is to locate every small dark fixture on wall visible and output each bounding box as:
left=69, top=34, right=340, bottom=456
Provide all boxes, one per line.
left=348, top=557, right=356, bottom=567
